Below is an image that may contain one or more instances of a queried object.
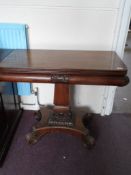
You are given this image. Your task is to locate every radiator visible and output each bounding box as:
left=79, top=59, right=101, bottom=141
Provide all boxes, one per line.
left=0, top=23, right=31, bottom=96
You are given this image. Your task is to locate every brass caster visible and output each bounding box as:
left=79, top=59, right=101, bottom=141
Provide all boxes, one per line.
left=32, top=126, right=36, bottom=131
left=25, top=132, right=38, bottom=144
left=83, top=135, right=95, bottom=149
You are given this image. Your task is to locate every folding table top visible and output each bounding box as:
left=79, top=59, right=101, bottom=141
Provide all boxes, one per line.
left=0, top=49, right=129, bottom=86
left=0, top=49, right=128, bottom=75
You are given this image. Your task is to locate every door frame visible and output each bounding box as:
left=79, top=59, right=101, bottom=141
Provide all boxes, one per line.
left=101, top=0, right=131, bottom=116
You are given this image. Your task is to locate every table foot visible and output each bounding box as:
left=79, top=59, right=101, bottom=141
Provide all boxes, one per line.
left=26, top=107, right=95, bottom=148
left=26, top=132, right=39, bottom=144
left=34, top=110, right=42, bottom=121
left=83, top=135, right=95, bottom=149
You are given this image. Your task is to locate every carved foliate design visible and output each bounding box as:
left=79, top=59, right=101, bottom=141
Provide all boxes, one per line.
left=48, top=111, right=74, bottom=127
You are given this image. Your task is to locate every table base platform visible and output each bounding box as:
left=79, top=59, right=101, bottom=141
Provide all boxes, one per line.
left=26, top=106, right=95, bottom=148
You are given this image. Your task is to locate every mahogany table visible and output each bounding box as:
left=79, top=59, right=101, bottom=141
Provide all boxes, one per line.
left=0, top=49, right=129, bottom=148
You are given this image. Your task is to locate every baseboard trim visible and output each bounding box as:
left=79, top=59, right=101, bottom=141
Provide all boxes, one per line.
left=20, top=103, right=40, bottom=110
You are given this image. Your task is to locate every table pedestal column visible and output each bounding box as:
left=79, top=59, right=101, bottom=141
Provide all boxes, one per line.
left=26, top=83, right=95, bottom=148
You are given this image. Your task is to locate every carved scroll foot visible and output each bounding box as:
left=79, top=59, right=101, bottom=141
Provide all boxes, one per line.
left=34, top=110, right=42, bottom=121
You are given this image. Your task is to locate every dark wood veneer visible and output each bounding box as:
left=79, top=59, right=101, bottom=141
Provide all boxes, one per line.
left=0, top=49, right=128, bottom=74
left=0, top=49, right=129, bottom=86
left=0, top=73, right=128, bottom=87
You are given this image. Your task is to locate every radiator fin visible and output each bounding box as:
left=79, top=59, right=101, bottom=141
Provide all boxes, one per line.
left=0, top=23, right=31, bottom=96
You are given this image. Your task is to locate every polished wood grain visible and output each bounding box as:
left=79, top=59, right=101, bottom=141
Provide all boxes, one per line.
left=0, top=49, right=128, bottom=76
left=0, top=74, right=128, bottom=87
left=54, top=84, right=69, bottom=106
left=0, top=49, right=129, bottom=86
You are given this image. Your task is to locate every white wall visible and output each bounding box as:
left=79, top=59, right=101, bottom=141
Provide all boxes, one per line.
left=0, top=0, right=125, bottom=113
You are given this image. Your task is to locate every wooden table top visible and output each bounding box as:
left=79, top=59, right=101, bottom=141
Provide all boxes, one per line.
left=0, top=49, right=128, bottom=75
left=0, top=49, right=129, bottom=86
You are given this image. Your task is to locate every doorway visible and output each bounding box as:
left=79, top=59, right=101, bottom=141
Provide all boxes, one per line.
left=113, top=21, right=131, bottom=113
